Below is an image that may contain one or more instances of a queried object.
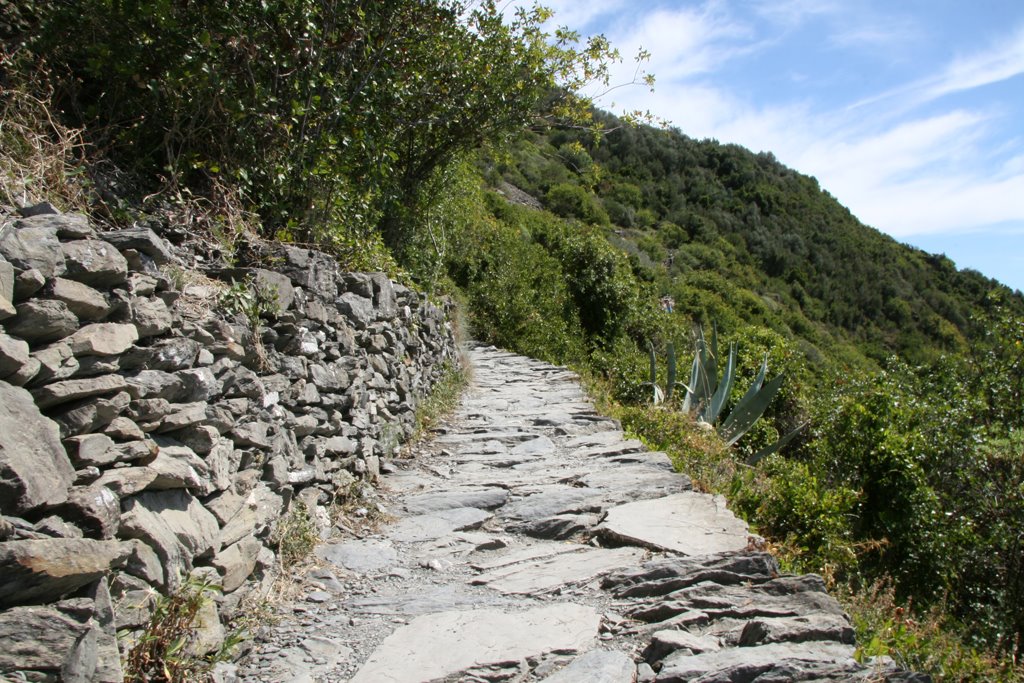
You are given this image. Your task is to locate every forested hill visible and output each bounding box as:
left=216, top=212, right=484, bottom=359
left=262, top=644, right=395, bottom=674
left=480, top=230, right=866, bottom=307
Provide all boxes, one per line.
left=492, top=113, right=1024, bottom=367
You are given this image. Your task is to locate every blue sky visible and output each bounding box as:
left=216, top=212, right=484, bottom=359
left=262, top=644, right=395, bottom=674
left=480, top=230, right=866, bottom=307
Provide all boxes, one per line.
left=514, top=0, right=1024, bottom=292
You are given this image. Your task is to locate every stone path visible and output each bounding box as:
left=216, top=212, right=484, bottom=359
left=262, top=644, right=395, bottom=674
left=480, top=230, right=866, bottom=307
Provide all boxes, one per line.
left=236, top=345, right=908, bottom=683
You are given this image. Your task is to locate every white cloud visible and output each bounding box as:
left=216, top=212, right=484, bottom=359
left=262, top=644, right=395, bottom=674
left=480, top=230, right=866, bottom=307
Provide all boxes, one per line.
left=853, top=22, right=1024, bottom=111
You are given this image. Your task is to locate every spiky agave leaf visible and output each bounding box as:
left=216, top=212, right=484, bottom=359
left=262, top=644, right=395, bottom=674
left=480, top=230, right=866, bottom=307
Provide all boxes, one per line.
left=718, top=371, right=786, bottom=446
left=745, top=421, right=808, bottom=466
left=666, top=342, right=677, bottom=401
left=705, top=342, right=736, bottom=424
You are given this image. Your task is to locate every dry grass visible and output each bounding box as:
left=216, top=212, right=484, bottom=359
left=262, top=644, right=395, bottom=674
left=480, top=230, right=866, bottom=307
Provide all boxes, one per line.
left=0, top=57, right=91, bottom=214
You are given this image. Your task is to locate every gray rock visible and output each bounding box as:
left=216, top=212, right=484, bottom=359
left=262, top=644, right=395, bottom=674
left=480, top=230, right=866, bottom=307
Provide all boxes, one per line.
left=215, top=484, right=283, bottom=548
left=147, top=337, right=201, bottom=370
left=125, top=369, right=186, bottom=400
left=598, top=492, right=749, bottom=556
left=51, top=390, right=131, bottom=437
left=368, top=272, right=398, bottom=320
left=103, top=416, right=145, bottom=441
left=100, top=228, right=175, bottom=264
left=644, top=629, right=722, bottom=663
left=232, top=420, right=271, bottom=448
left=131, top=296, right=172, bottom=337
left=119, top=489, right=220, bottom=587
left=178, top=367, right=221, bottom=402
left=212, top=535, right=262, bottom=592
left=6, top=299, right=79, bottom=343
left=308, top=362, right=350, bottom=391
left=501, top=486, right=604, bottom=522
left=541, top=649, right=636, bottom=683
left=337, top=292, right=374, bottom=329
left=0, top=223, right=66, bottom=278
left=403, top=488, right=510, bottom=514
left=602, top=553, right=780, bottom=598
left=0, top=257, right=15, bottom=301
left=31, top=374, right=128, bottom=409
left=121, top=538, right=165, bottom=586
left=521, top=513, right=600, bottom=540
left=145, top=443, right=213, bottom=494
left=349, top=603, right=600, bottom=683
left=0, top=330, right=31, bottom=378
left=27, top=342, right=77, bottom=385
left=61, top=485, right=121, bottom=538
left=0, top=599, right=98, bottom=679
left=50, top=278, right=111, bottom=320
left=91, top=467, right=159, bottom=498
left=0, top=382, right=75, bottom=514
left=0, top=292, right=14, bottom=320
left=0, top=538, right=129, bottom=607
left=60, top=239, right=128, bottom=287
left=388, top=506, right=492, bottom=542
left=14, top=266, right=47, bottom=299
left=66, top=322, right=139, bottom=357
left=471, top=545, right=644, bottom=595
left=655, top=641, right=860, bottom=683
left=316, top=539, right=399, bottom=573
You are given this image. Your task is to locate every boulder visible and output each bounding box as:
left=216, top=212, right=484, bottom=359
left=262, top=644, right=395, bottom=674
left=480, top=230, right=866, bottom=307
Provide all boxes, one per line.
left=0, top=331, right=31, bottom=379
left=31, top=374, right=128, bottom=409
left=0, top=223, right=66, bottom=278
left=337, top=292, right=374, bottom=329
left=211, top=535, right=262, bottom=592
left=13, top=267, right=46, bottom=300
left=0, top=538, right=129, bottom=607
left=28, top=341, right=78, bottom=385
left=6, top=299, right=79, bottom=343
left=50, top=391, right=131, bottom=437
left=131, top=296, right=172, bottom=337
left=118, top=489, right=221, bottom=588
left=65, top=322, right=139, bottom=356
left=63, top=433, right=118, bottom=467
left=0, top=382, right=75, bottom=514
left=0, top=257, right=14, bottom=301
left=100, top=228, right=175, bottom=265
left=15, top=212, right=94, bottom=238
left=50, top=278, right=111, bottom=320
left=61, top=485, right=121, bottom=539
left=0, top=599, right=99, bottom=680
left=60, top=239, right=128, bottom=287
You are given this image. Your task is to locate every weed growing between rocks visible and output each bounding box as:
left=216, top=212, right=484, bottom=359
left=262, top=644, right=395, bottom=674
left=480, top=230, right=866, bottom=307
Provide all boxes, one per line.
left=412, top=361, right=469, bottom=441
left=272, top=501, right=320, bottom=570
left=121, top=578, right=231, bottom=683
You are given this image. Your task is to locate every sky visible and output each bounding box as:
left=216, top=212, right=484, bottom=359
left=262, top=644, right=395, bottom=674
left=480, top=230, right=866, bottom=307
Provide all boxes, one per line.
left=510, top=0, right=1024, bottom=292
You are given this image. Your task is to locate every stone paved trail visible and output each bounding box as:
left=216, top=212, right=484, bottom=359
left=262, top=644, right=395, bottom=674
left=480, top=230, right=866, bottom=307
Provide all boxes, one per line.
left=237, top=345, right=910, bottom=683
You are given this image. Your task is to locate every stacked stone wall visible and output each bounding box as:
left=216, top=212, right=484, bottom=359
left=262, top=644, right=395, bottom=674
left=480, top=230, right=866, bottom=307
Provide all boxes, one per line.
left=0, top=206, right=457, bottom=681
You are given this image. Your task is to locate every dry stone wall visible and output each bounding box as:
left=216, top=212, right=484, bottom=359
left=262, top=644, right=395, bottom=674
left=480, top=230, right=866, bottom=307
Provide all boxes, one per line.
left=0, top=205, right=457, bottom=682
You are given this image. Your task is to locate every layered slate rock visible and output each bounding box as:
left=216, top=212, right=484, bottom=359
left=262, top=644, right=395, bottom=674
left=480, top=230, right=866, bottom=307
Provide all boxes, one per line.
left=598, top=492, right=750, bottom=555
left=349, top=604, right=600, bottom=683
left=0, top=383, right=75, bottom=514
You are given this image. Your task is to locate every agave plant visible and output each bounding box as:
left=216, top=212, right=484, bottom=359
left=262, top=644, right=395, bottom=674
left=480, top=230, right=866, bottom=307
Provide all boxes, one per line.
left=649, top=325, right=804, bottom=464
left=643, top=341, right=676, bottom=405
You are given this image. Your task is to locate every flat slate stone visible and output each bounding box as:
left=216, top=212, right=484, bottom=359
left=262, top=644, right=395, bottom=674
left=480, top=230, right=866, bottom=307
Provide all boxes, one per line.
left=403, top=488, right=509, bottom=514
left=472, top=546, right=645, bottom=595
left=388, top=506, right=492, bottom=543
left=655, top=640, right=859, bottom=683
left=541, top=649, right=636, bottom=682
left=598, top=492, right=748, bottom=556
left=349, top=603, right=600, bottom=683
left=345, top=583, right=515, bottom=616
left=500, top=485, right=605, bottom=522
left=316, top=539, right=398, bottom=573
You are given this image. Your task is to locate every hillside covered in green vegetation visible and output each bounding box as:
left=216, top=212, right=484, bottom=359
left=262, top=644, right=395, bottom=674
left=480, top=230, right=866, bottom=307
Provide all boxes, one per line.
left=4, top=1, right=1023, bottom=678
